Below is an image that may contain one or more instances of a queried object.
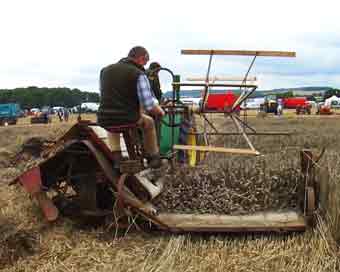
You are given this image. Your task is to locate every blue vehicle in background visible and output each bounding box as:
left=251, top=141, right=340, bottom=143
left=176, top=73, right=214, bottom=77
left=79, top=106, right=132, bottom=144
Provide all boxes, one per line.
left=0, top=103, right=21, bottom=126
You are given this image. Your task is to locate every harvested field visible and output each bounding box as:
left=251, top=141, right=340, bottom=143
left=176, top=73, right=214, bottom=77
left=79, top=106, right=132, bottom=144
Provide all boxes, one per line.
left=1, top=114, right=340, bottom=271
left=0, top=218, right=39, bottom=269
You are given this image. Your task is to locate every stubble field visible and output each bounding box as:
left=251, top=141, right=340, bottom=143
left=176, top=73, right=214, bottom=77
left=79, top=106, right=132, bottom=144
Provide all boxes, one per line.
left=1, top=113, right=340, bottom=271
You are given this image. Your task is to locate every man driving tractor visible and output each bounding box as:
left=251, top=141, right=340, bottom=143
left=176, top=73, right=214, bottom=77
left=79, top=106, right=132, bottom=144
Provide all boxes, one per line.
left=97, top=46, right=165, bottom=168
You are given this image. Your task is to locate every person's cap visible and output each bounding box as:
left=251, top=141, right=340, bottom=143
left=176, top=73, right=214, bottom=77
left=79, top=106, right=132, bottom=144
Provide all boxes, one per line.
left=149, top=62, right=161, bottom=69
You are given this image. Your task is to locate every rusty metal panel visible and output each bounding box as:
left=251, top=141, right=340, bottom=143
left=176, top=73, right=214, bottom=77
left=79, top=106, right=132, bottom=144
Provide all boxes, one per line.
left=19, top=167, right=42, bottom=195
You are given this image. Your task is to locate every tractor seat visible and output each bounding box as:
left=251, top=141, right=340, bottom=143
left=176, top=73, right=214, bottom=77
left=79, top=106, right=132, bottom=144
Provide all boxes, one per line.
left=104, top=123, right=141, bottom=161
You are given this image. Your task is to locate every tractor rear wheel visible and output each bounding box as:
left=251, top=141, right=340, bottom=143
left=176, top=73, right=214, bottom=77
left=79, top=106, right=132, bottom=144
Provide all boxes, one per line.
left=50, top=153, right=114, bottom=225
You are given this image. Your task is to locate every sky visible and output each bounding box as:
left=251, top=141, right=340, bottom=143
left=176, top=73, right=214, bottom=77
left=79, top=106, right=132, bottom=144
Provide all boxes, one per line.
left=1, top=0, right=340, bottom=92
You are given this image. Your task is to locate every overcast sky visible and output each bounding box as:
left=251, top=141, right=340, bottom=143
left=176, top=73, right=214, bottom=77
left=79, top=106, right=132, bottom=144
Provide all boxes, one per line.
left=1, top=0, right=340, bottom=92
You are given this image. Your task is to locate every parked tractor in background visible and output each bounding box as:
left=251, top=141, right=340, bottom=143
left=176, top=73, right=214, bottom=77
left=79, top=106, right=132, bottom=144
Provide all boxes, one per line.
left=259, top=100, right=278, bottom=115
left=316, top=103, right=333, bottom=115
left=30, top=106, right=52, bottom=124
left=0, top=103, right=21, bottom=126
left=204, top=92, right=241, bottom=117
left=296, top=103, right=312, bottom=115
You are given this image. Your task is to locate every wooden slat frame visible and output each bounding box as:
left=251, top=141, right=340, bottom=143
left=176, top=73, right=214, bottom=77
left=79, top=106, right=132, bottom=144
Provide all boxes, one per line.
left=186, top=76, right=257, bottom=82
left=156, top=212, right=306, bottom=232
left=173, top=144, right=260, bottom=155
left=181, top=49, right=296, bottom=57
left=189, top=132, right=293, bottom=136
left=172, top=82, right=258, bottom=88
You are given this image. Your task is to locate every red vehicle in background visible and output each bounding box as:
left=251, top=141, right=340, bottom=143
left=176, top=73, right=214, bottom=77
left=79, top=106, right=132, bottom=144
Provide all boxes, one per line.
left=283, top=97, right=312, bottom=114
left=205, top=92, right=240, bottom=112
left=283, top=97, right=308, bottom=109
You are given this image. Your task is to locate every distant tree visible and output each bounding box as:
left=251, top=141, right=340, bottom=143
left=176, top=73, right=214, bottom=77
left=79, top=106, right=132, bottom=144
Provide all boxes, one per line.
left=0, top=87, right=99, bottom=109
left=324, top=89, right=340, bottom=100
left=277, top=91, right=294, bottom=99
left=306, top=95, right=316, bottom=101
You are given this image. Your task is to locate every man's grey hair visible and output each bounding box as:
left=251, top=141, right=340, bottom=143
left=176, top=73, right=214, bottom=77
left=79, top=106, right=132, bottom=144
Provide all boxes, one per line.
left=128, top=46, right=149, bottom=59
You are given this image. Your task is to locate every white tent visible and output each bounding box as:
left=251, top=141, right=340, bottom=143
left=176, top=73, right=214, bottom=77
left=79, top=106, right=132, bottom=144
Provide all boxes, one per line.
left=81, top=102, right=99, bottom=112
left=324, top=95, right=340, bottom=107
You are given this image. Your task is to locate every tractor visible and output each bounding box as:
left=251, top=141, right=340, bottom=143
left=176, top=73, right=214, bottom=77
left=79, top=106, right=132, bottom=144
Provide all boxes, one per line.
left=0, top=103, right=20, bottom=126
left=258, top=95, right=280, bottom=117
left=296, top=103, right=312, bottom=115
left=11, top=49, right=321, bottom=233
left=316, top=103, right=333, bottom=115
left=30, top=107, right=52, bottom=124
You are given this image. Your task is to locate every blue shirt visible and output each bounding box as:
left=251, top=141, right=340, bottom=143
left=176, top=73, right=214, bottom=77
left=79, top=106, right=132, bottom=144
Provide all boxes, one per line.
left=136, top=74, right=158, bottom=111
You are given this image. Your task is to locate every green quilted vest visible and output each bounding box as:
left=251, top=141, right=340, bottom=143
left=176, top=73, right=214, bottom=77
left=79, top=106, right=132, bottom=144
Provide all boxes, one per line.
left=97, top=58, right=144, bottom=126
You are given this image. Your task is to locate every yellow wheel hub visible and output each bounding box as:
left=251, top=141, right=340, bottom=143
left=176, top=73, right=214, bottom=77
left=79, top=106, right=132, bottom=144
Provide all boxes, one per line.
left=187, top=132, right=197, bottom=167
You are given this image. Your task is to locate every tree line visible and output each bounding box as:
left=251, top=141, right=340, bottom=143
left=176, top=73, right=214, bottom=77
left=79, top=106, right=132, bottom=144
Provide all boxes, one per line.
left=0, top=87, right=100, bottom=109
left=1, top=86, right=339, bottom=110
left=267, top=88, right=340, bottom=101
left=323, top=88, right=340, bottom=99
